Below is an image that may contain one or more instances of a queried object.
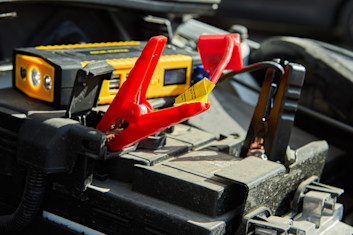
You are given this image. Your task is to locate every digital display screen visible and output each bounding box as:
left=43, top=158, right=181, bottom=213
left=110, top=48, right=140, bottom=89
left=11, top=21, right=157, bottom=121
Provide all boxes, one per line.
left=164, top=68, right=187, bottom=86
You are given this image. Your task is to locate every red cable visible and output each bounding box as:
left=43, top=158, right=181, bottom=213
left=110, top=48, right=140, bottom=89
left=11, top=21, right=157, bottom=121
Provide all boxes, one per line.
left=210, top=35, right=235, bottom=84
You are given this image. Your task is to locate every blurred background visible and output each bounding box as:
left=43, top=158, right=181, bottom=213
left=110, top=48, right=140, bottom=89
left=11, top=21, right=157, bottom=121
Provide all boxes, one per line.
left=199, top=0, right=353, bottom=49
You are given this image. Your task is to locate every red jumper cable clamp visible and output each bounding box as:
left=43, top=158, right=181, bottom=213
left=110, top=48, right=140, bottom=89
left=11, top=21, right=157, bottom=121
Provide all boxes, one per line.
left=198, top=33, right=243, bottom=84
left=96, top=36, right=210, bottom=151
left=174, top=34, right=243, bottom=104
left=97, top=34, right=243, bottom=151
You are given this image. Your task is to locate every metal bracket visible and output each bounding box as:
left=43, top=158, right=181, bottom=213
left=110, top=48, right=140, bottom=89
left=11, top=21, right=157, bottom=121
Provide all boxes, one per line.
left=244, top=207, right=292, bottom=235
left=291, top=176, right=344, bottom=228
left=244, top=176, right=345, bottom=234
left=292, top=176, right=344, bottom=214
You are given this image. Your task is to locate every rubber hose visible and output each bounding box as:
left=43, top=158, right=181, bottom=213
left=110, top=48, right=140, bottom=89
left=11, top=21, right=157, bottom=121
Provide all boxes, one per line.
left=0, top=168, right=46, bottom=233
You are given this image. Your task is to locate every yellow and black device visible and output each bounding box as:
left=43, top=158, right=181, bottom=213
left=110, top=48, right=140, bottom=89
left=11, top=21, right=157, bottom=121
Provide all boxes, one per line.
left=13, top=41, right=201, bottom=107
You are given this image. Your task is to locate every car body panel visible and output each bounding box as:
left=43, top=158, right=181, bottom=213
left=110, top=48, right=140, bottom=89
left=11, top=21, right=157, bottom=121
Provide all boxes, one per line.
left=214, top=0, right=346, bottom=29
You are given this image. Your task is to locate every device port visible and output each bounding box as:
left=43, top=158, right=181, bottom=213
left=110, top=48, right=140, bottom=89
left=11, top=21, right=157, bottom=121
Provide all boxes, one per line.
left=109, top=74, right=121, bottom=91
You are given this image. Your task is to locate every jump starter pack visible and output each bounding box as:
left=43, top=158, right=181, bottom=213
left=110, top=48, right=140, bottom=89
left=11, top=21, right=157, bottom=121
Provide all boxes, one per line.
left=13, top=41, right=201, bottom=106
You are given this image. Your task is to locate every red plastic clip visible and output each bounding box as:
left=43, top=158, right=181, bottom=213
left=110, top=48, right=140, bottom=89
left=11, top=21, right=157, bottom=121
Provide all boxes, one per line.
left=198, top=33, right=243, bottom=84
left=96, top=36, right=210, bottom=151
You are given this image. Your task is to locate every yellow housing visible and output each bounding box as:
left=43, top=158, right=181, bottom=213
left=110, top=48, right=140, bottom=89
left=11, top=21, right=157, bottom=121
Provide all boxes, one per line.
left=83, top=54, right=192, bottom=105
left=35, top=41, right=140, bottom=50
left=15, top=54, right=55, bottom=102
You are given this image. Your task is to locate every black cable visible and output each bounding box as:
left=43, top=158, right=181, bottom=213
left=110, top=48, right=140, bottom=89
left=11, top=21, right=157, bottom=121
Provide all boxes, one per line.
left=297, top=105, right=353, bottom=136
left=218, top=61, right=285, bottom=84
left=0, top=168, right=47, bottom=233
